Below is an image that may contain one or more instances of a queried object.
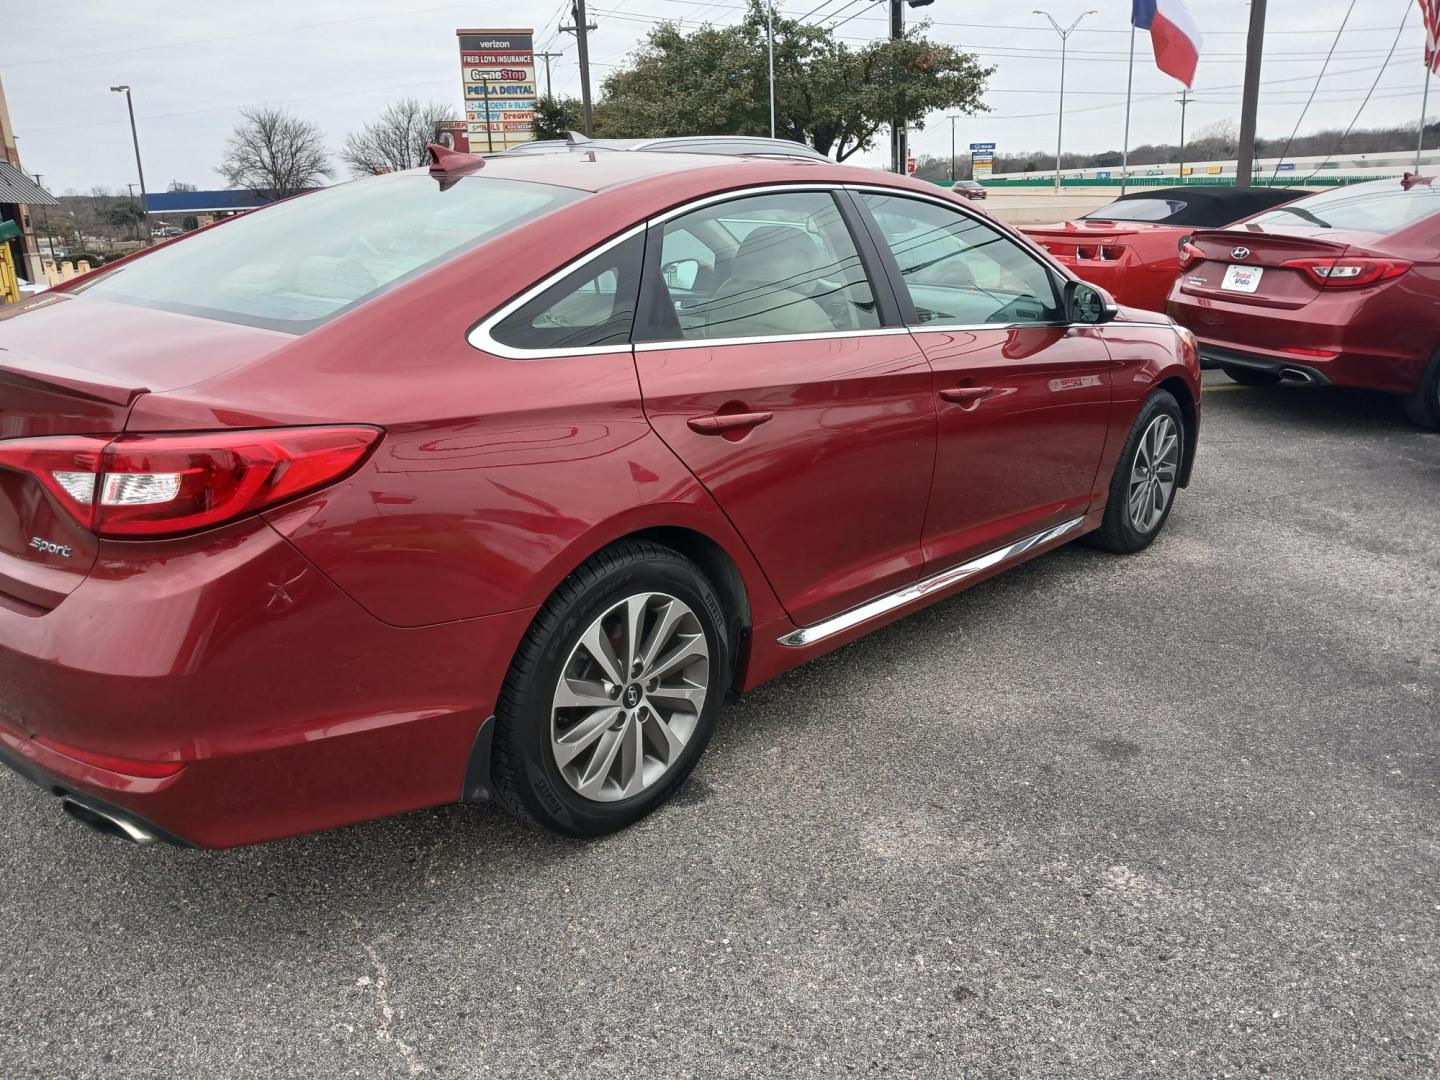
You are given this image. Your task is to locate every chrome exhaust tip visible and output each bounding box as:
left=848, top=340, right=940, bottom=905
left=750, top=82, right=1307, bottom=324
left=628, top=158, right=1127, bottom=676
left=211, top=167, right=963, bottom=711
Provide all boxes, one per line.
left=1279, top=367, right=1316, bottom=383
left=61, top=797, right=158, bottom=846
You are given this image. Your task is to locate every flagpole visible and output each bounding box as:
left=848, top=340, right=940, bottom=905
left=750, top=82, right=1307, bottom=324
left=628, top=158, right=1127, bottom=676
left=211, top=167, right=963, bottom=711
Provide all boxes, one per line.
left=1121, top=24, right=1136, bottom=195
left=1419, top=65, right=1432, bottom=173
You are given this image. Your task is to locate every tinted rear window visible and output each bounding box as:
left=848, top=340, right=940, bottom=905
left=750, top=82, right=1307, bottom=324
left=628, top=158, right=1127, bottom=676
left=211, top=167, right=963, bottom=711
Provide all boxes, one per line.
left=79, top=174, right=584, bottom=332
left=1249, top=183, right=1440, bottom=234
left=1084, top=198, right=1186, bottom=223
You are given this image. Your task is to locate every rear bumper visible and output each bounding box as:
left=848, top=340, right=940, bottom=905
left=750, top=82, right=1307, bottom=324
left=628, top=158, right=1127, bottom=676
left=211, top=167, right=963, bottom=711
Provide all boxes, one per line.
left=1199, top=344, right=1333, bottom=385
left=1168, top=289, right=1428, bottom=395
left=0, top=518, right=534, bottom=848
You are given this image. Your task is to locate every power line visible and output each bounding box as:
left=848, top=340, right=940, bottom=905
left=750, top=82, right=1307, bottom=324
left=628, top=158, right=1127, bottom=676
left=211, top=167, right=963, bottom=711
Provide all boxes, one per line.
left=1299, top=0, right=1413, bottom=180
left=1264, top=0, right=1358, bottom=183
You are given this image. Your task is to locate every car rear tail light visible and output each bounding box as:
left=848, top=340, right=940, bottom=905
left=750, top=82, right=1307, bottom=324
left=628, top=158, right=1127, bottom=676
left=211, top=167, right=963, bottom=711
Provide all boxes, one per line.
left=0, top=426, right=379, bottom=538
left=1177, top=237, right=1205, bottom=269
left=1281, top=256, right=1411, bottom=288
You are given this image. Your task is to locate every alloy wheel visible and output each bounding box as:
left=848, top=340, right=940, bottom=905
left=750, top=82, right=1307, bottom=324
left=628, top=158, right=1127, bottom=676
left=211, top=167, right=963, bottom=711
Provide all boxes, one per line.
left=1127, top=414, right=1180, bottom=534
left=550, top=592, right=710, bottom=802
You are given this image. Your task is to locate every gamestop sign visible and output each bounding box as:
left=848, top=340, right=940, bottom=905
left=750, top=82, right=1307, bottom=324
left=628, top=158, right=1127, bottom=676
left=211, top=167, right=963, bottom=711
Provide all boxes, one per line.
left=457, top=28, right=536, bottom=150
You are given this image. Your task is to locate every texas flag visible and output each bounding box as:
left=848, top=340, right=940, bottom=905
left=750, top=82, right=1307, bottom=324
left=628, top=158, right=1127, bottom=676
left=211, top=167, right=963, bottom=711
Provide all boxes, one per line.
left=1132, top=0, right=1203, bottom=88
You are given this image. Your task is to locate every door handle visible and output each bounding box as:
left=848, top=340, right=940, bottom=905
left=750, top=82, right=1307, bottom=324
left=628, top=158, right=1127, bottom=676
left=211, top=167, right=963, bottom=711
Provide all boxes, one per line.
left=687, top=411, right=774, bottom=435
left=939, top=386, right=995, bottom=404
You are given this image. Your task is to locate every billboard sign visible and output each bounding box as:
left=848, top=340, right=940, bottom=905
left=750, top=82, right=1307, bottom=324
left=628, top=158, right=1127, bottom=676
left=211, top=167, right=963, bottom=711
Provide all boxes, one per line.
left=458, top=29, right=536, bottom=151
left=969, top=142, right=995, bottom=179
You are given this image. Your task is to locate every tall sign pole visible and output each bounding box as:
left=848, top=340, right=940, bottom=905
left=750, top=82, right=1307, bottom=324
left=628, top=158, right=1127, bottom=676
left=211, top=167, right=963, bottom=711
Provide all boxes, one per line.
left=481, top=78, right=494, bottom=152
left=1235, top=0, right=1266, bottom=188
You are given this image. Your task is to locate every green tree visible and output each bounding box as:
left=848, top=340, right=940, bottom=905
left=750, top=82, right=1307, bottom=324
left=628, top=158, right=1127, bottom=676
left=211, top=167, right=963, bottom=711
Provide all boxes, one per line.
left=598, top=0, right=990, bottom=160
left=104, top=202, right=144, bottom=229
left=532, top=97, right=586, bottom=142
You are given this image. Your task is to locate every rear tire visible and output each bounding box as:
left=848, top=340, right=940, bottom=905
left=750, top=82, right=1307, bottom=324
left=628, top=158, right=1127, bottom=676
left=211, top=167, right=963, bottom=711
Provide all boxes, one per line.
left=1222, top=364, right=1281, bottom=387
left=1402, top=351, right=1440, bottom=430
left=1086, top=389, right=1184, bottom=554
left=491, top=540, right=728, bottom=837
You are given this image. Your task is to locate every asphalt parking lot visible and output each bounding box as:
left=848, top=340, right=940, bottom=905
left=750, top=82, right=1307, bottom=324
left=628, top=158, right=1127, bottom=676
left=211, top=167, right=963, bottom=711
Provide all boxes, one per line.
left=1, top=371, right=1436, bottom=1079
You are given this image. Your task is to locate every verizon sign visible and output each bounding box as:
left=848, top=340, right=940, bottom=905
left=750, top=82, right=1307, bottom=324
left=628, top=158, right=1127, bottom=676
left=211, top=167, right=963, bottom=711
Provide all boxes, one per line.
left=457, top=28, right=536, bottom=151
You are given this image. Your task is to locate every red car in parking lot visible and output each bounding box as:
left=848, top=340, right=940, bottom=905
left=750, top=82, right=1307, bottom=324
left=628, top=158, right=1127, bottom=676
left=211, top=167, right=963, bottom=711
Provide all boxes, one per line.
left=1167, top=174, right=1440, bottom=428
left=0, top=144, right=1200, bottom=847
left=1024, top=185, right=1301, bottom=314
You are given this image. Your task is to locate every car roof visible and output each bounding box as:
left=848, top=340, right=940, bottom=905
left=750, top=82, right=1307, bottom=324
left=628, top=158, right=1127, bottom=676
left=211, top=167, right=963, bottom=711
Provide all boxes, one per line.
left=428, top=149, right=889, bottom=195
left=1101, top=185, right=1302, bottom=226
left=499, top=135, right=828, bottom=162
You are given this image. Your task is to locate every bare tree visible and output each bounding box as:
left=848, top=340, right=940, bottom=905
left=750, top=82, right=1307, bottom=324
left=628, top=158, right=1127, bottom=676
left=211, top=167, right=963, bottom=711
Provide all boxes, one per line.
left=167, top=180, right=198, bottom=192
left=218, top=106, right=334, bottom=198
left=340, top=98, right=455, bottom=176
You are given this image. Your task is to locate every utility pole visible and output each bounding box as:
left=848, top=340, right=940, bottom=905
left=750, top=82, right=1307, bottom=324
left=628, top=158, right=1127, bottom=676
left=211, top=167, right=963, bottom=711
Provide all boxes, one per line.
left=1034, top=9, right=1098, bottom=193
left=535, top=50, right=563, bottom=100
left=1235, top=0, right=1266, bottom=188
left=560, top=0, right=598, bottom=136
left=767, top=0, right=776, bottom=139
left=109, top=85, right=150, bottom=245
left=947, top=113, right=960, bottom=181
left=885, top=0, right=935, bottom=172
left=126, top=182, right=143, bottom=242
left=1175, top=88, right=1191, bottom=181
left=890, top=0, right=905, bottom=173
left=32, top=174, right=53, bottom=260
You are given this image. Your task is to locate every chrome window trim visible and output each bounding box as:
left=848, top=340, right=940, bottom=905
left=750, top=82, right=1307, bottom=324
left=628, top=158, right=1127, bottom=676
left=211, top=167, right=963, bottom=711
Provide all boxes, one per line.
left=466, top=179, right=1186, bottom=360
left=633, top=326, right=911, bottom=352
left=467, top=222, right=648, bottom=360
left=776, top=516, right=1085, bottom=648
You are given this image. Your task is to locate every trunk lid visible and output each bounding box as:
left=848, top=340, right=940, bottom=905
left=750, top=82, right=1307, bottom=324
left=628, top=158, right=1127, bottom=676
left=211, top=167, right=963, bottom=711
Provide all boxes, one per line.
left=1023, top=220, right=1174, bottom=265
left=0, top=293, right=293, bottom=609
left=1179, top=225, right=1384, bottom=310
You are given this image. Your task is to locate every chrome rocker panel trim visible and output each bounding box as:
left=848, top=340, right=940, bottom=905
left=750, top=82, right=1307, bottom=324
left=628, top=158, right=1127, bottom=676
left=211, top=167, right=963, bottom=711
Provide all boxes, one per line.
left=777, top=516, right=1085, bottom=648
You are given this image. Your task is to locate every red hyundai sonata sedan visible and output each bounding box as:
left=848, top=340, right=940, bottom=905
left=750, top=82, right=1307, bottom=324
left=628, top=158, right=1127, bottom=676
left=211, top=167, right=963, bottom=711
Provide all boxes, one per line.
left=1167, top=174, right=1440, bottom=428
left=0, top=147, right=1200, bottom=847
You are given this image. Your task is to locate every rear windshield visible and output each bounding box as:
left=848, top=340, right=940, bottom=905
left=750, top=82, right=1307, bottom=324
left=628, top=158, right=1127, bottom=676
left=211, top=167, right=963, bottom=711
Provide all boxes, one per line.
left=1248, top=182, right=1440, bottom=234
left=79, top=174, right=584, bottom=332
left=1083, top=198, right=1185, bottom=223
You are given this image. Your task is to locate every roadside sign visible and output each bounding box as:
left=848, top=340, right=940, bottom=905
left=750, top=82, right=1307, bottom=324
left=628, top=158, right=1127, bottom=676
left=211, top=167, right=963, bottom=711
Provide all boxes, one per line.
left=969, top=142, right=995, bottom=151
left=906, top=156, right=917, bottom=174
left=1096, top=170, right=1111, bottom=179
left=1277, top=162, right=1296, bottom=172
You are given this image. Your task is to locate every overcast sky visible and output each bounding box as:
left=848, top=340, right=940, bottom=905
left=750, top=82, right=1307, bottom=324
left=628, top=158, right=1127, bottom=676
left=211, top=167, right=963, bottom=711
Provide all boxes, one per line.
left=1, top=0, right=1432, bottom=193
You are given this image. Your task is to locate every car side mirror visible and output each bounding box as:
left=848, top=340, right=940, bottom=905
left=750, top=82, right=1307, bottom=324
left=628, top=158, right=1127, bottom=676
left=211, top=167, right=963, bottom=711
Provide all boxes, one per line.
left=1065, top=280, right=1118, bottom=324
left=662, top=258, right=702, bottom=292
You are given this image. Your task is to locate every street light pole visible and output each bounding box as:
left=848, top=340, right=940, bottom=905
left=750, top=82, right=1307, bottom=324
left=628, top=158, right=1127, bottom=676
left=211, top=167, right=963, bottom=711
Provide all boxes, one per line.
left=109, top=85, right=149, bottom=245
left=1033, top=9, right=1097, bottom=193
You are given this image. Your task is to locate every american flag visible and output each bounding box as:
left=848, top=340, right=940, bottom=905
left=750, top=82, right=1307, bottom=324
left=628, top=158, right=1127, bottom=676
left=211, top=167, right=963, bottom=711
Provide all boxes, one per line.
left=1422, top=0, right=1440, bottom=73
